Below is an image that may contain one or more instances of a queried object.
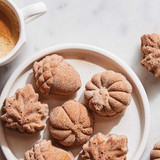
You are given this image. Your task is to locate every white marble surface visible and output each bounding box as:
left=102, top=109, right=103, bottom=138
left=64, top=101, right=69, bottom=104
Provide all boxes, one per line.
left=1, top=0, right=160, bottom=159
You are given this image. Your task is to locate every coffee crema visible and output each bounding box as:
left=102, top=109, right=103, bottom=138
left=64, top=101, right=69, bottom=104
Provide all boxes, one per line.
left=0, top=2, right=19, bottom=59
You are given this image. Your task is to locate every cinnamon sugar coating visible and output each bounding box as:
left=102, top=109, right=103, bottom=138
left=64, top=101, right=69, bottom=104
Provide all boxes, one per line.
left=25, top=139, right=74, bottom=160
left=33, top=54, right=81, bottom=95
left=84, top=70, right=132, bottom=117
left=1, top=84, right=48, bottom=133
left=49, top=100, right=94, bottom=146
left=150, top=141, right=160, bottom=160
left=82, top=133, right=128, bottom=160
left=141, top=33, right=160, bottom=77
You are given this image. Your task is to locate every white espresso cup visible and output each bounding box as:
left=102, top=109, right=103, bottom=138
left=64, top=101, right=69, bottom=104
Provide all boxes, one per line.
left=0, top=0, right=47, bottom=66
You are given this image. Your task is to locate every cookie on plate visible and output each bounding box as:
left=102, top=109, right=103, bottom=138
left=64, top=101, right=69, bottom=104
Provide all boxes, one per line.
left=141, top=33, right=160, bottom=77
left=49, top=100, right=94, bottom=146
left=150, top=141, right=160, bottom=160
left=1, top=84, right=48, bottom=133
left=25, top=139, right=74, bottom=160
left=84, top=70, right=132, bottom=117
left=33, top=54, right=81, bottom=95
left=82, top=133, right=128, bottom=160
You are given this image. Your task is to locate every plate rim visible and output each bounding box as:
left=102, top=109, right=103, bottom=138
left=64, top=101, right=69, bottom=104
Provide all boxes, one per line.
left=0, top=43, right=150, bottom=160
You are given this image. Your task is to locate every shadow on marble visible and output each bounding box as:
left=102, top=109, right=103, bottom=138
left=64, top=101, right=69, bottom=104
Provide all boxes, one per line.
left=0, top=63, right=13, bottom=93
left=0, top=147, right=6, bottom=160
left=0, top=44, right=28, bottom=94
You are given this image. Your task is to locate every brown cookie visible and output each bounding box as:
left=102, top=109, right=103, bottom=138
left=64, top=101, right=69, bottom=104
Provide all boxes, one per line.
left=82, top=133, right=128, bottom=160
left=1, top=84, right=48, bottom=133
left=84, top=70, right=132, bottom=117
left=150, top=141, right=160, bottom=160
left=33, top=54, right=81, bottom=95
left=49, top=100, right=94, bottom=146
left=141, top=33, right=160, bottom=77
left=25, top=139, right=74, bottom=160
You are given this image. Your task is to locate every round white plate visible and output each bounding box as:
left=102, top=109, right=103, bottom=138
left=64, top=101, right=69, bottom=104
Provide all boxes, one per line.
left=0, top=44, right=150, bottom=160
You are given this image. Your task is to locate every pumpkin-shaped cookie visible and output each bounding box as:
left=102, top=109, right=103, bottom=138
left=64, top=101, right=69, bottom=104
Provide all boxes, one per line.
left=84, top=70, right=132, bottom=117
left=49, top=100, right=94, bottom=146
left=141, top=33, right=160, bottom=77
left=1, top=84, right=48, bottom=133
left=150, top=141, right=160, bottom=160
left=25, top=139, right=74, bottom=160
left=33, top=54, right=81, bottom=95
left=82, top=133, right=128, bottom=160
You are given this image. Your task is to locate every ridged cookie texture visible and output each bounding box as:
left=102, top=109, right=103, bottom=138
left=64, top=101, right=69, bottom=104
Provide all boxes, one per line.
left=25, top=139, right=74, bottom=160
left=84, top=70, right=132, bottom=117
left=82, top=133, right=128, bottom=160
left=33, top=54, right=81, bottom=95
left=150, top=141, right=160, bottom=160
left=1, top=84, right=48, bottom=133
left=49, top=100, right=94, bottom=146
left=141, top=33, right=160, bottom=77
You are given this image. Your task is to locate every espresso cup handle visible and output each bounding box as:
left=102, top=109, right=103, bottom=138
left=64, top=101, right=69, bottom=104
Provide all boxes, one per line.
left=21, top=2, right=47, bottom=24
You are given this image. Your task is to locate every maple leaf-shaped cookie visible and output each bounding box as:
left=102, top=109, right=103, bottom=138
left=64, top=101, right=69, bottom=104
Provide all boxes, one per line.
left=25, top=139, right=74, bottom=160
left=141, top=33, right=160, bottom=77
left=1, top=84, right=48, bottom=134
left=82, top=133, right=128, bottom=160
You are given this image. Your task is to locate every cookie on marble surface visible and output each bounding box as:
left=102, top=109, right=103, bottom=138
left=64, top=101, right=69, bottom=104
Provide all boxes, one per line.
left=82, top=133, right=128, bottom=160
left=33, top=54, right=81, bottom=95
left=150, top=141, right=160, bottom=160
left=25, top=139, right=74, bottom=160
left=1, top=84, right=48, bottom=133
left=84, top=70, right=132, bottom=117
left=141, top=33, right=160, bottom=77
left=49, top=100, right=94, bottom=146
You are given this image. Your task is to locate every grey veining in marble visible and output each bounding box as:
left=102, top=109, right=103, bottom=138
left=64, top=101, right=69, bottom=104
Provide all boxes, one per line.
left=1, top=0, right=160, bottom=159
